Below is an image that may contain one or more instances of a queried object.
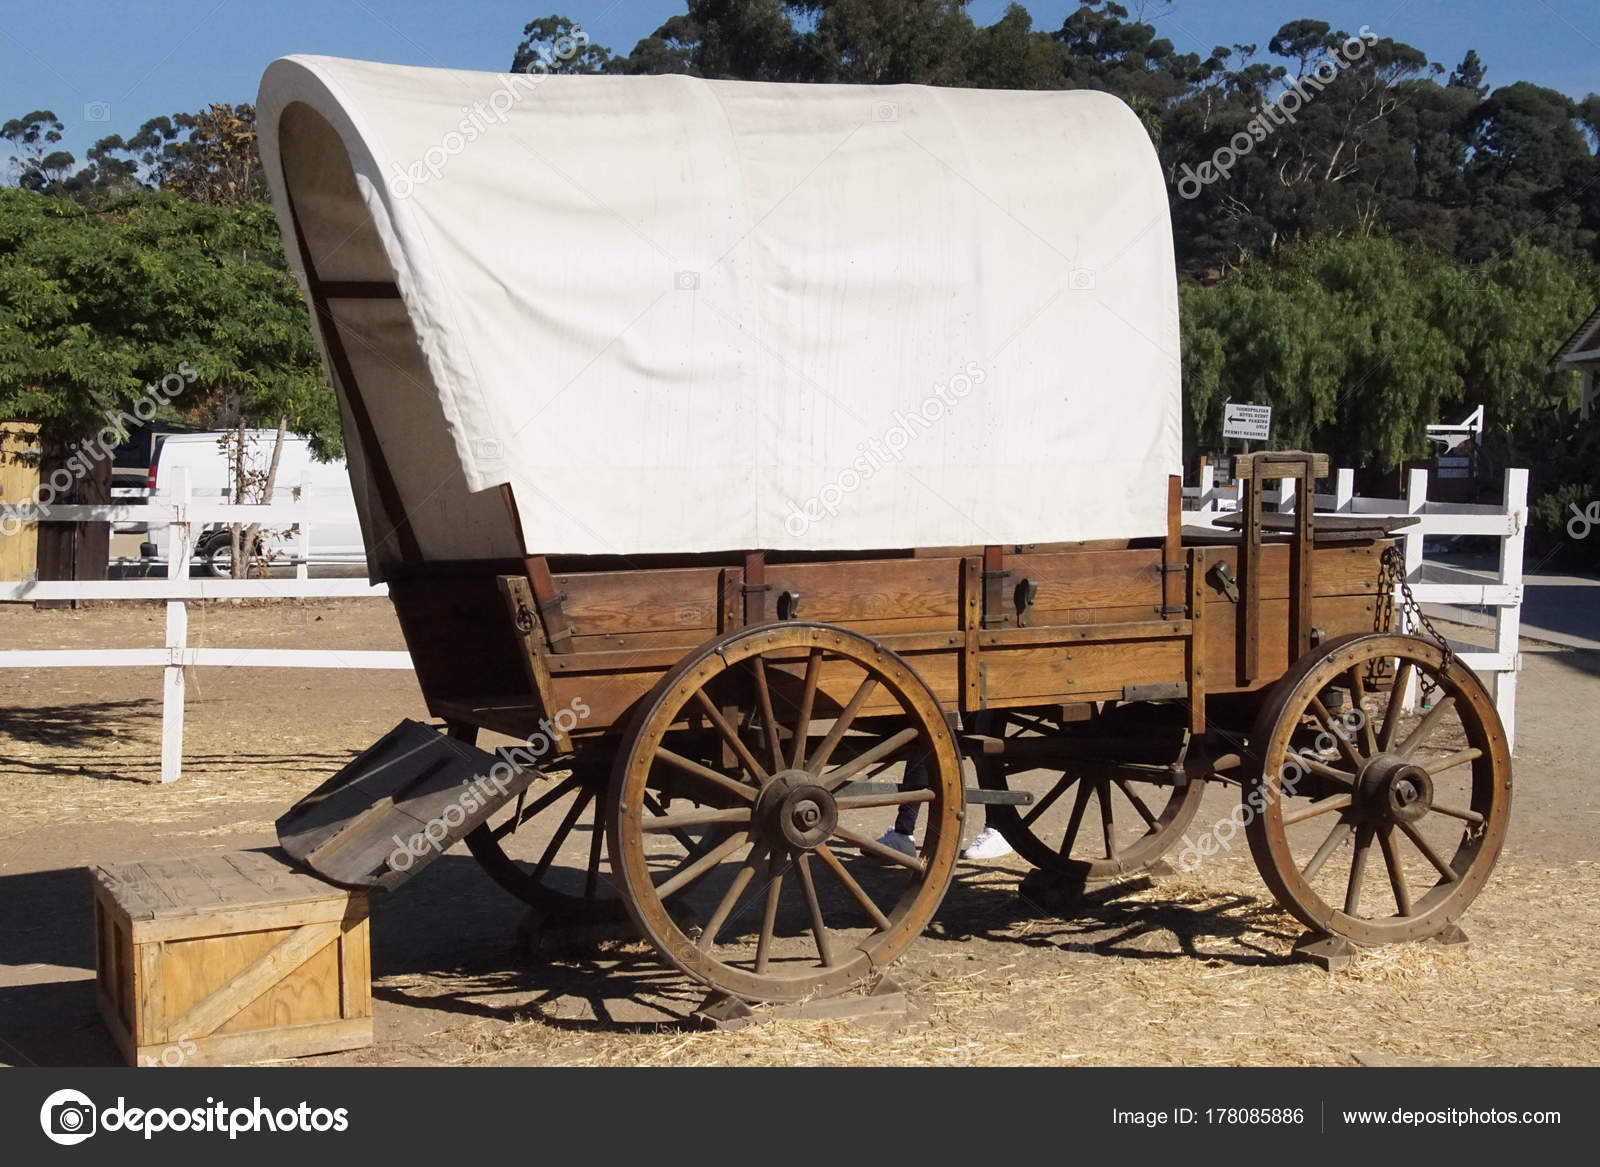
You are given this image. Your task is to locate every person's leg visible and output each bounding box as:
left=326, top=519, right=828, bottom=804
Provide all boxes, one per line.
left=892, top=755, right=929, bottom=837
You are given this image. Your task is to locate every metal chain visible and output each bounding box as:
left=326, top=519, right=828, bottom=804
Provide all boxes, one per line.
left=1380, top=543, right=1455, bottom=684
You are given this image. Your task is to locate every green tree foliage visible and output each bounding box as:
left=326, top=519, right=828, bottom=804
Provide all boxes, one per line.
left=0, top=188, right=335, bottom=457
left=510, top=14, right=613, bottom=74
left=1180, top=234, right=1598, bottom=474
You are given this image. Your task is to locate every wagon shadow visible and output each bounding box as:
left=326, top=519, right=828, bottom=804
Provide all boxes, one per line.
left=0, top=699, right=158, bottom=768
left=926, top=865, right=1300, bottom=968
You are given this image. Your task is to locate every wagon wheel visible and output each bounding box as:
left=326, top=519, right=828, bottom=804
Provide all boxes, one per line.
left=974, top=712, right=1207, bottom=880
left=1245, top=632, right=1512, bottom=945
left=458, top=746, right=624, bottom=922
left=607, top=622, right=963, bottom=1003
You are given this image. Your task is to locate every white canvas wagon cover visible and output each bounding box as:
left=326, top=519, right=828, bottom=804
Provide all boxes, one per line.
left=258, top=56, right=1181, bottom=563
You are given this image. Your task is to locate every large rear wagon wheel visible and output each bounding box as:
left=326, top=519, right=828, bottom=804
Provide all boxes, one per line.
left=608, top=623, right=963, bottom=1003
left=1245, top=633, right=1512, bottom=946
left=975, top=711, right=1207, bottom=880
left=463, top=762, right=625, bottom=923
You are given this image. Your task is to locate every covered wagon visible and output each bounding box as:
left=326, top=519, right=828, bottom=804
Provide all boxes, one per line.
left=258, top=57, right=1511, bottom=1003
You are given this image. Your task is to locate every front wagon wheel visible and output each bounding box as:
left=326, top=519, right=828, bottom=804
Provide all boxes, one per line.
left=1245, top=633, right=1512, bottom=946
left=607, top=622, right=963, bottom=1003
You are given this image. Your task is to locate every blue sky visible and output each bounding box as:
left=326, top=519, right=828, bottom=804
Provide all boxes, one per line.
left=3, top=0, right=1597, bottom=167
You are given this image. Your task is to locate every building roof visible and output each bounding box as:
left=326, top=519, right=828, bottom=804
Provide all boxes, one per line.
left=1551, top=303, right=1600, bottom=370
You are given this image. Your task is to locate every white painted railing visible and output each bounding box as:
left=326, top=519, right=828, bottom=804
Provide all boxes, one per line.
left=0, top=470, right=409, bottom=782
left=1184, top=464, right=1527, bottom=749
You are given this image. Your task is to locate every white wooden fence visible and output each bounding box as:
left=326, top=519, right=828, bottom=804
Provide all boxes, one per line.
left=0, top=470, right=409, bottom=782
left=0, top=465, right=1532, bottom=783
left=1186, top=464, right=1527, bottom=748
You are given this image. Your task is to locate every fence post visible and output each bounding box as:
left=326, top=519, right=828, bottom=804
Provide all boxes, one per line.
left=1198, top=462, right=1216, bottom=513
left=1334, top=468, right=1353, bottom=513
left=1495, top=470, right=1528, bottom=752
left=160, top=469, right=191, bottom=784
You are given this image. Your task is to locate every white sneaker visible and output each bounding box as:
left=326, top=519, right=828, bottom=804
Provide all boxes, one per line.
left=873, top=829, right=918, bottom=858
left=962, top=826, right=1013, bottom=860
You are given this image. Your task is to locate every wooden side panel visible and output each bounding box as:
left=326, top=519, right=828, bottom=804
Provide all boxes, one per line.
left=981, top=637, right=1187, bottom=705
left=1196, top=543, right=1386, bottom=604
left=1204, top=593, right=1379, bottom=694
left=388, top=573, right=530, bottom=706
left=1007, top=549, right=1165, bottom=624
left=556, top=565, right=725, bottom=637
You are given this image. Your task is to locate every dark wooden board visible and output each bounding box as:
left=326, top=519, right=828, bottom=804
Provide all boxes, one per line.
left=275, top=720, right=539, bottom=891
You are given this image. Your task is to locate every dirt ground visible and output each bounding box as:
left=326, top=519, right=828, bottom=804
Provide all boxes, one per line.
left=1, top=599, right=1595, bottom=1067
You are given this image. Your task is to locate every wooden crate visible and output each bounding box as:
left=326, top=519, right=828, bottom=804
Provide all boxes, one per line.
left=92, top=850, right=372, bottom=1066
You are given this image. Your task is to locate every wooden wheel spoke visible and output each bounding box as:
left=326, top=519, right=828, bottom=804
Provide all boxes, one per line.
left=654, top=830, right=750, bottom=899
left=1427, top=802, right=1485, bottom=825
left=531, top=785, right=594, bottom=883
left=788, top=648, right=823, bottom=770
left=1344, top=822, right=1375, bottom=916
left=1058, top=778, right=1095, bottom=857
left=832, top=824, right=925, bottom=873
left=1379, top=825, right=1413, bottom=916
left=819, top=727, right=920, bottom=792
left=692, top=690, right=770, bottom=782
left=1423, top=748, right=1482, bottom=777
left=642, top=792, right=701, bottom=852
left=655, top=747, right=757, bottom=802
left=1399, top=821, right=1460, bottom=882
left=1378, top=660, right=1414, bottom=752
left=641, top=806, right=752, bottom=832
left=1292, top=753, right=1357, bottom=788
left=584, top=795, right=607, bottom=901
left=807, top=676, right=881, bottom=774
left=698, top=843, right=765, bottom=952
left=1022, top=773, right=1076, bottom=828
left=491, top=773, right=583, bottom=841
left=794, top=853, right=835, bottom=967
left=753, top=851, right=785, bottom=974
left=835, top=789, right=935, bottom=811
left=752, top=656, right=784, bottom=774
left=1301, top=818, right=1353, bottom=882
left=1309, top=697, right=1365, bottom=769
left=1347, top=666, right=1378, bottom=756
left=1113, top=778, right=1160, bottom=830
left=1281, top=792, right=1351, bottom=826
left=1096, top=777, right=1117, bottom=861
left=1397, top=696, right=1456, bottom=759
left=815, top=844, right=892, bottom=931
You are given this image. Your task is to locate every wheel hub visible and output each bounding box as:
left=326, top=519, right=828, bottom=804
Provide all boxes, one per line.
left=754, top=769, right=839, bottom=851
left=1356, top=754, right=1433, bottom=825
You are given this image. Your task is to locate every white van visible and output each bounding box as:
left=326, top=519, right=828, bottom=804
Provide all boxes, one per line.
left=141, top=431, right=365, bottom=574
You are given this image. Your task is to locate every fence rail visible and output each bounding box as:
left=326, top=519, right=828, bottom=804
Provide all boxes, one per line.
left=0, top=470, right=408, bottom=781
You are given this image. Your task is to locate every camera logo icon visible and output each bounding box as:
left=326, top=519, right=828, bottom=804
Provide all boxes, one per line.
left=474, top=437, right=504, bottom=461
left=83, top=101, right=112, bottom=122
left=674, top=270, right=700, bottom=291
left=872, top=101, right=899, bottom=122
left=1069, top=267, right=1097, bottom=291
left=40, top=1089, right=97, bottom=1145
